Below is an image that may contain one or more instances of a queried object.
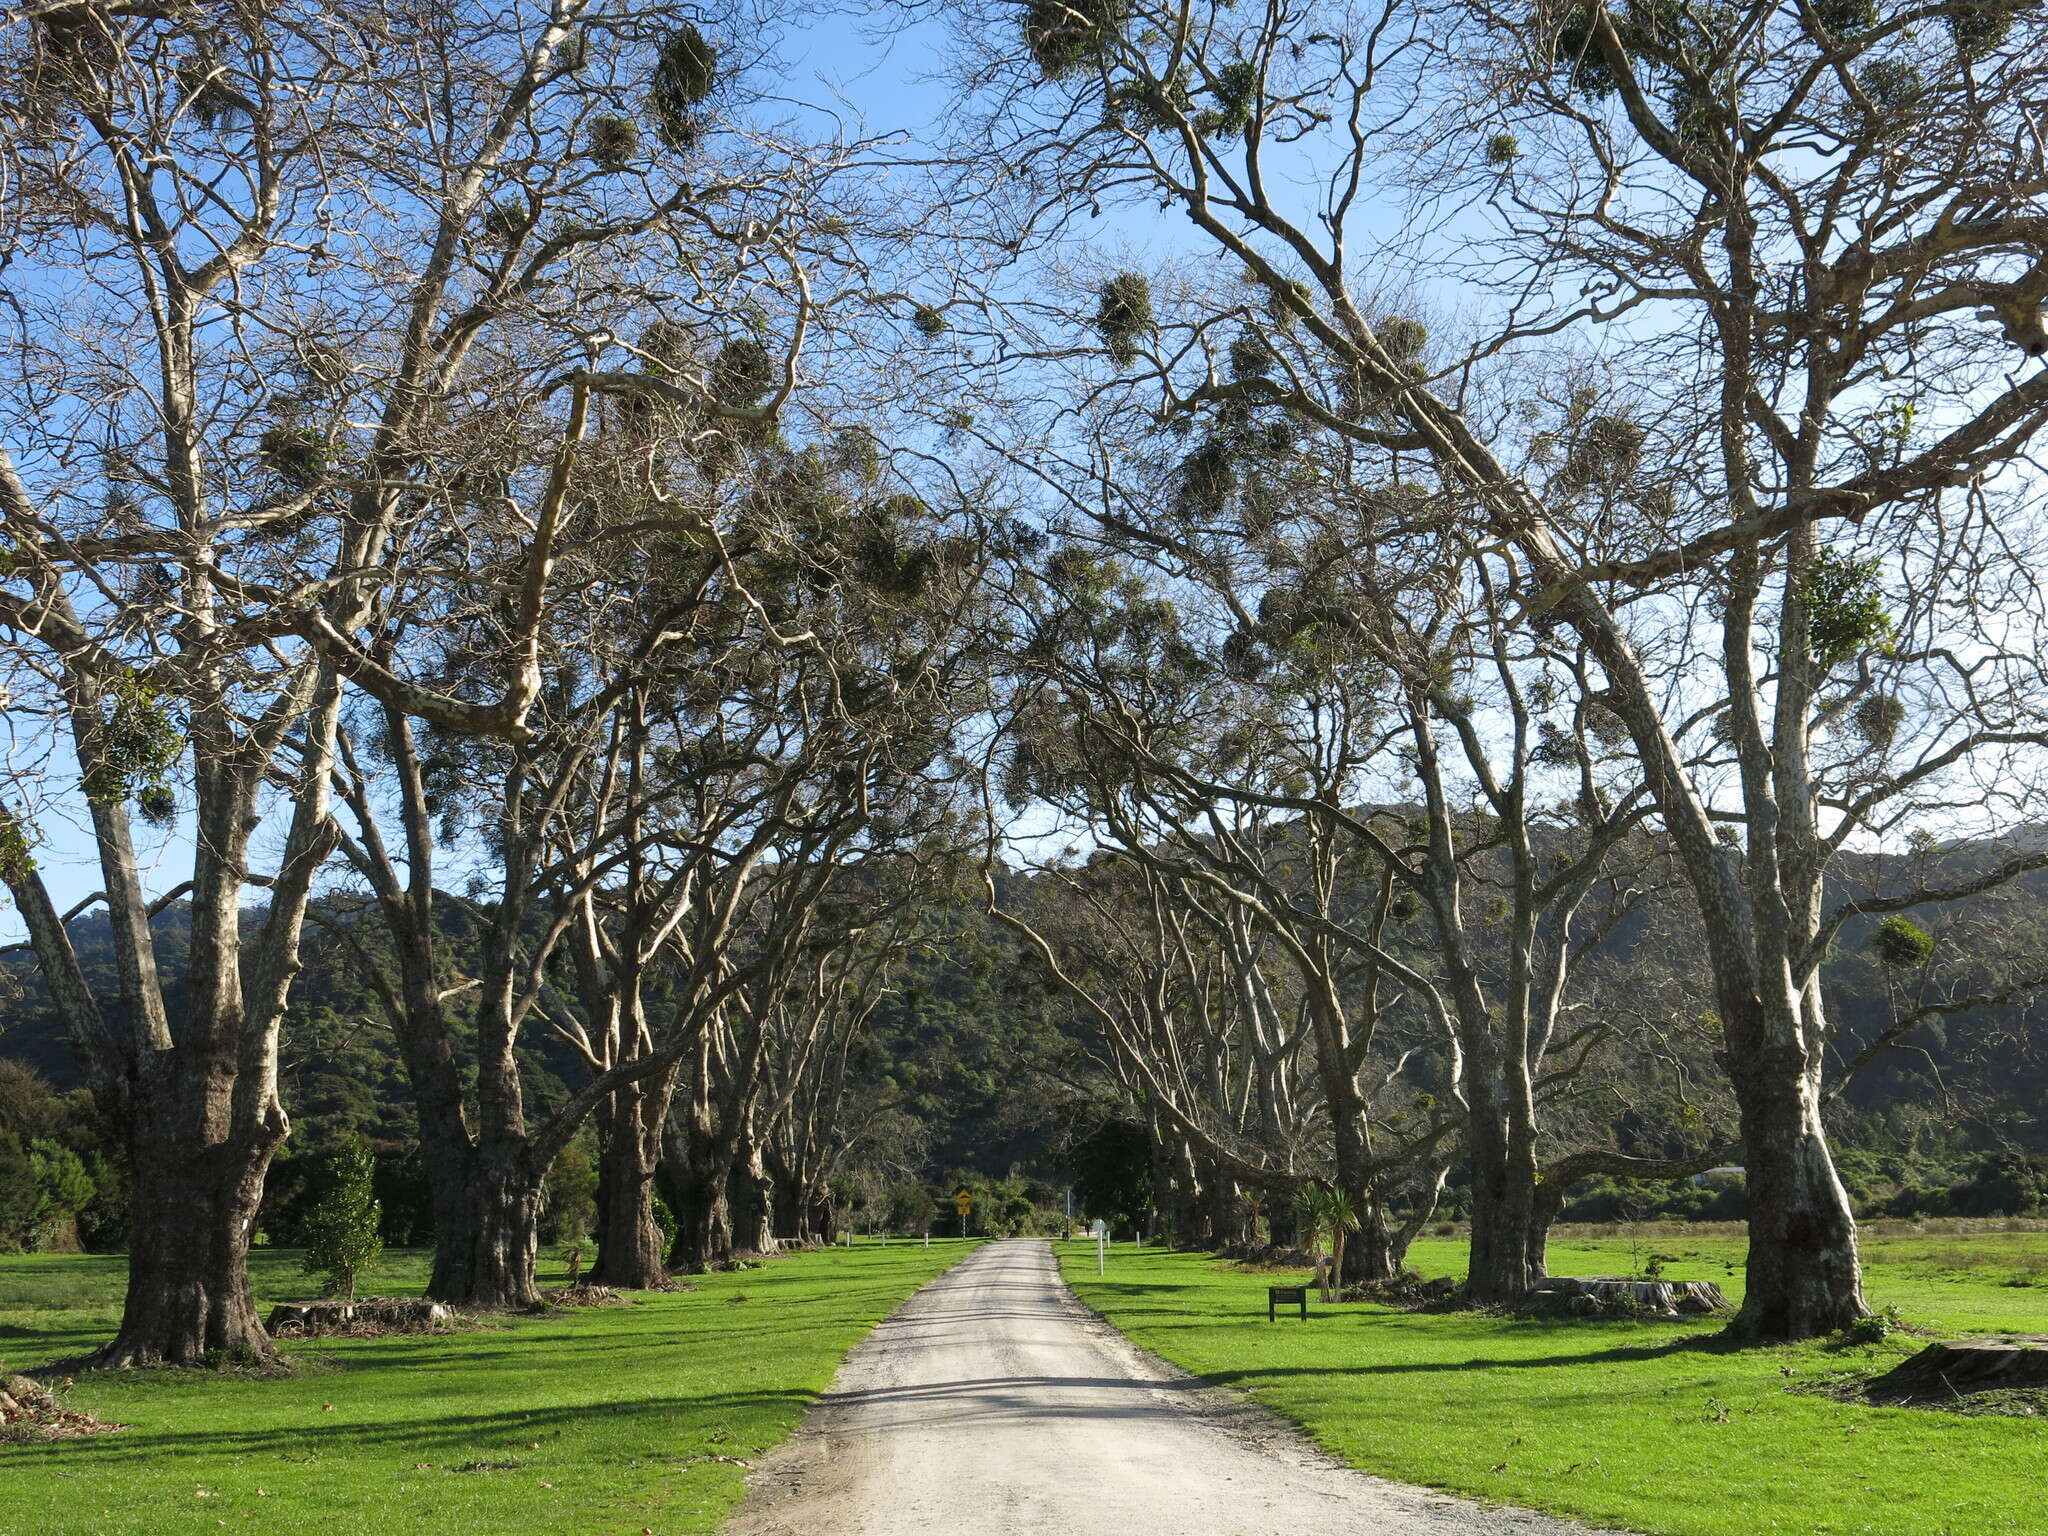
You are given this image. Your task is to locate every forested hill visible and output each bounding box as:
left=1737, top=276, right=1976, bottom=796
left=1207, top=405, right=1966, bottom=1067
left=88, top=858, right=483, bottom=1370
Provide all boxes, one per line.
left=2, top=845, right=2045, bottom=1210
left=0, top=895, right=1073, bottom=1178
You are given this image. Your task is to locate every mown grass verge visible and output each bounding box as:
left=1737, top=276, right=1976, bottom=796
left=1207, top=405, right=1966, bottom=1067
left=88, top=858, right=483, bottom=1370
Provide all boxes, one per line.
left=0, top=1238, right=972, bottom=1536
left=1058, top=1229, right=2048, bottom=1536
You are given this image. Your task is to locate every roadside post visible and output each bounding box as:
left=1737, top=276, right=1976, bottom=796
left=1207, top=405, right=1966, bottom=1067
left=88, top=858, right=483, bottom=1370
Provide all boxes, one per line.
left=1089, top=1218, right=1107, bottom=1276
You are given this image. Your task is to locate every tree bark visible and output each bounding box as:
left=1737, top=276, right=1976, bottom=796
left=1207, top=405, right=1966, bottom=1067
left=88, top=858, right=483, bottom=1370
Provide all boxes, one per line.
left=1465, top=1098, right=1541, bottom=1303
left=431, top=1146, right=542, bottom=1310
left=1725, top=1036, right=1865, bottom=1339
left=727, top=1119, right=775, bottom=1258
left=99, top=1101, right=282, bottom=1367
left=591, top=1081, right=670, bottom=1288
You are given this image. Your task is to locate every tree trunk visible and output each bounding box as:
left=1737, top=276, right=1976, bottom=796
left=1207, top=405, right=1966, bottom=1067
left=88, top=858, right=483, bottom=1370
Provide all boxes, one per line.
left=1168, top=1140, right=1202, bottom=1245
left=1179, top=1159, right=1215, bottom=1247
left=591, top=1085, right=668, bottom=1289
left=1266, top=1196, right=1300, bottom=1251
left=1727, top=1047, right=1864, bottom=1339
left=768, top=1163, right=806, bottom=1243
left=727, top=1129, right=775, bottom=1258
left=431, top=1146, right=541, bottom=1309
left=1207, top=1171, right=1251, bottom=1248
left=1465, top=1101, right=1541, bottom=1303
left=1869, top=1337, right=2048, bottom=1398
left=664, top=1049, right=739, bottom=1271
left=1343, top=1191, right=1403, bottom=1285
left=803, top=1186, right=837, bottom=1245
left=1526, top=1181, right=1564, bottom=1286
left=98, top=1103, right=282, bottom=1368
left=670, top=1173, right=732, bottom=1271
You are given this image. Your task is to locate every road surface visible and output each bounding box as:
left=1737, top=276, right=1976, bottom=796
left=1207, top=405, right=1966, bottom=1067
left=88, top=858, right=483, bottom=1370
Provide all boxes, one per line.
left=724, top=1238, right=1614, bottom=1536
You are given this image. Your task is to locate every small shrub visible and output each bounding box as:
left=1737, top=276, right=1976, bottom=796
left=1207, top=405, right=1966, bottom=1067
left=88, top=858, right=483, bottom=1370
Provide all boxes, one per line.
left=301, top=1135, right=382, bottom=1301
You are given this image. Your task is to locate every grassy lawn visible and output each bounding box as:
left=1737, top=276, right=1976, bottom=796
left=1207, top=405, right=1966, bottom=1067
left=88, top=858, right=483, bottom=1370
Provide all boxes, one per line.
left=0, top=1238, right=972, bottom=1536
left=1058, top=1225, right=2048, bottom=1536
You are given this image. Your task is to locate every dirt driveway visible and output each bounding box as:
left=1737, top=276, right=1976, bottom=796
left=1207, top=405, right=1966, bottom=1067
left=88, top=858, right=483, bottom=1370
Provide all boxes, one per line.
left=723, top=1238, right=1620, bottom=1536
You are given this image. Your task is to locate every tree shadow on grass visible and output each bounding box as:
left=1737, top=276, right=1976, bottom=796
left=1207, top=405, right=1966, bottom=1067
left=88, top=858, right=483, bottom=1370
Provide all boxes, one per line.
left=0, top=1388, right=817, bottom=1469
left=1200, top=1330, right=1741, bottom=1384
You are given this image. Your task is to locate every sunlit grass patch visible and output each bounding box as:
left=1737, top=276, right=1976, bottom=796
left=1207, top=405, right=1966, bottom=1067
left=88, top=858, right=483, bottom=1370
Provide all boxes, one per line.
left=1060, top=1233, right=2048, bottom=1536
left=0, top=1239, right=971, bottom=1536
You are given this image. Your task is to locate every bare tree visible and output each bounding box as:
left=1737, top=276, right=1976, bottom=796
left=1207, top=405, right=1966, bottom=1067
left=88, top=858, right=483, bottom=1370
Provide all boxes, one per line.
left=939, top=0, right=2048, bottom=1338
left=0, top=0, right=628, bottom=1363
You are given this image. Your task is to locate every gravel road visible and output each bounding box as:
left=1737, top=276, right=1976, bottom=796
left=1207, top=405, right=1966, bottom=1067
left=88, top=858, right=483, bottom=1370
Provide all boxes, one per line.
left=723, top=1238, right=1621, bottom=1536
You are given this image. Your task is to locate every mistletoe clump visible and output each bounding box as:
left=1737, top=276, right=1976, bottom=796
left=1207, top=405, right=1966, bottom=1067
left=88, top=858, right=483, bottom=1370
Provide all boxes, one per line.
left=1870, top=914, right=1936, bottom=970
left=258, top=423, right=343, bottom=489
left=1853, top=691, right=1908, bottom=747
left=1946, top=0, right=2017, bottom=57
left=1196, top=59, right=1257, bottom=138
left=1093, top=272, right=1154, bottom=366
left=649, top=24, right=719, bottom=152
left=1559, top=413, right=1644, bottom=492
left=586, top=114, right=640, bottom=170
left=711, top=338, right=776, bottom=406
left=81, top=674, right=182, bottom=818
left=1801, top=551, right=1894, bottom=671
left=1023, top=0, right=1129, bottom=80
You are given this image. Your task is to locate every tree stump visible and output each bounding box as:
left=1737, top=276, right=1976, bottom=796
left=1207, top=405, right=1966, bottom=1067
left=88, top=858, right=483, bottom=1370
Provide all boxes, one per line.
left=1523, top=1276, right=1730, bottom=1317
left=265, top=1298, right=452, bottom=1336
left=1868, top=1337, right=2048, bottom=1399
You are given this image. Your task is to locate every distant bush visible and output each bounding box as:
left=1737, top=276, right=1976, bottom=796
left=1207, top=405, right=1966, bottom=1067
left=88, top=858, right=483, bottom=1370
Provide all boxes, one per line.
left=538, top=1142, right=597, bottom=1245
left=1555, top=1172, right=1746, bottom=1224
left=0, top=1134, right=95, bottom=1251
left=0, top=1062, right=120, bottom=1252
left=1864, top=1153, right=2048, bottom=1221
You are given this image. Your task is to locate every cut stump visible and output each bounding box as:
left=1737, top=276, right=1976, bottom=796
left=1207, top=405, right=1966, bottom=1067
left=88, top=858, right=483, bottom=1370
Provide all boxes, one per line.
left=1868, top=1336, right=2048, bottom=1399
left=1523, top=1276, right=1730, bottom=1317
left=265, top=1298, right=452, bottom=1336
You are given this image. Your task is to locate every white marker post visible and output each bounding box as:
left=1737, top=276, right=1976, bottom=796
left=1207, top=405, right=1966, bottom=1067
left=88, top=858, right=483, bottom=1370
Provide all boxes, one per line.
left=1089, top=1218, right=1108, bottom=1276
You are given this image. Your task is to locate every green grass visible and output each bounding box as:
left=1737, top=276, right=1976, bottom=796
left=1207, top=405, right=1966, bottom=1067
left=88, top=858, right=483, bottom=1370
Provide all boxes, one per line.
left=0, top=1238, right=973, bottom=1536
left=1059, top=1228, right=2048, bottom=1536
